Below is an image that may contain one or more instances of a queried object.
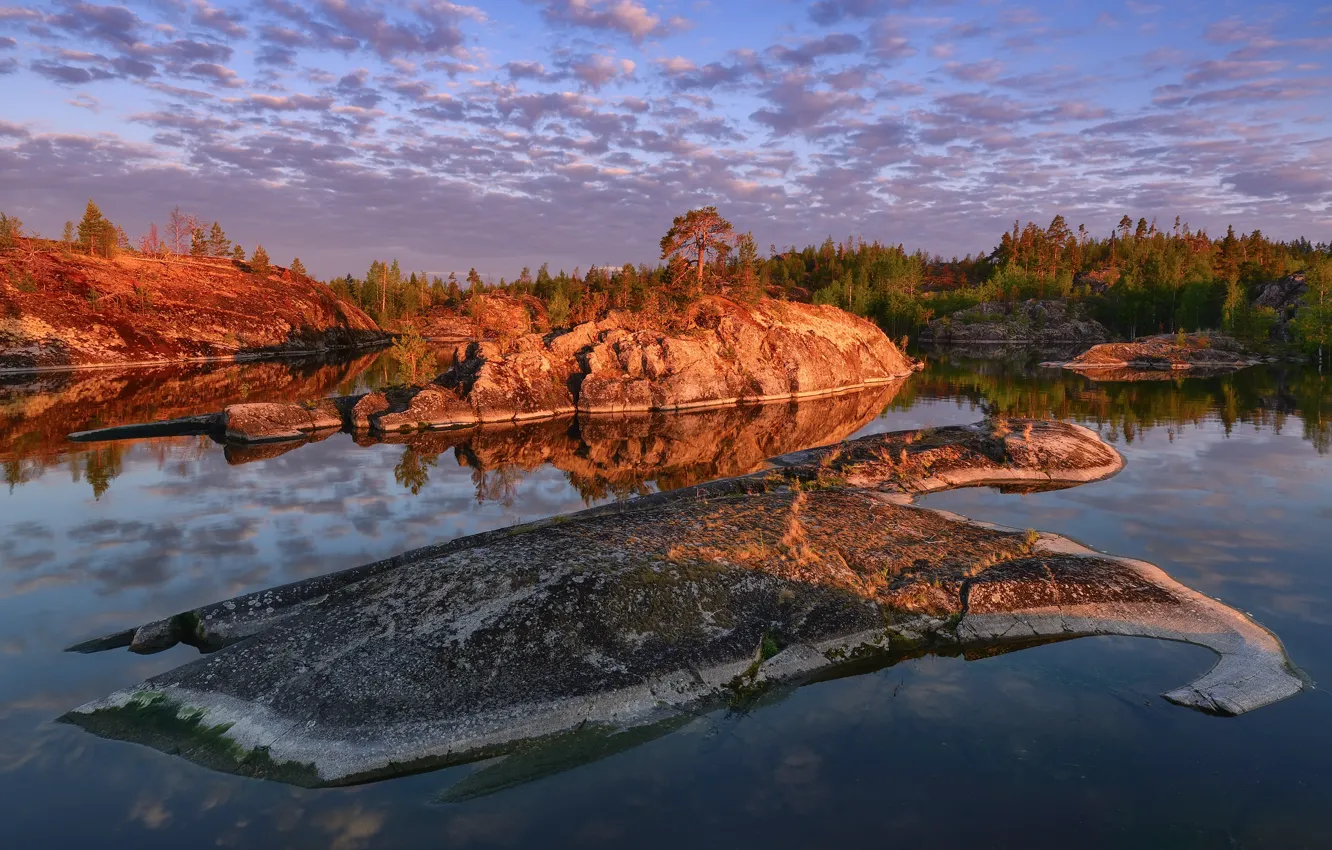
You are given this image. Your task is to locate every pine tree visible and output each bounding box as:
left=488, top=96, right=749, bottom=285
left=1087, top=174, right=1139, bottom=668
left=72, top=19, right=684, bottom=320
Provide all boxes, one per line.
left=208, top=221, right=230, bottom=257
left=733, top=231, right=762, bottom=303
left=250, top=245, right=271, bottom=277
left=232, top=244, right=246, bottom=262
left=77, top=200, right=113, bottom=257
left=660, top=206, right=734, bottom=300
left=290, top=257, right=307, bottom=278
left=190, top=227, right=208, bottom=256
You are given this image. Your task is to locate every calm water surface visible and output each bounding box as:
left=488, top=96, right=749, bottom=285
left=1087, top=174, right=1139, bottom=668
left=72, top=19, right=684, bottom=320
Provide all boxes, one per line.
left=2, top=349, right=1330, bottom=848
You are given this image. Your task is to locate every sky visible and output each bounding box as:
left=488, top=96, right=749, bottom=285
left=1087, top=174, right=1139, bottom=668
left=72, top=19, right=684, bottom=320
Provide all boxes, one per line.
left=0, top=0, right=1329, bottom=280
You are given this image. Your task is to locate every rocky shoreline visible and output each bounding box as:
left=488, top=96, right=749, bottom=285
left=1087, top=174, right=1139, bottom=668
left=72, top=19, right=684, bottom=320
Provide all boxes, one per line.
left=64, top=420, right=1305, bottom=790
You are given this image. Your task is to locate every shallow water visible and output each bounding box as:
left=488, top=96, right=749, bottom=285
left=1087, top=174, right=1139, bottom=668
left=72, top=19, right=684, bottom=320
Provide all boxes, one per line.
left=2, top=349, right=1330, bottom=848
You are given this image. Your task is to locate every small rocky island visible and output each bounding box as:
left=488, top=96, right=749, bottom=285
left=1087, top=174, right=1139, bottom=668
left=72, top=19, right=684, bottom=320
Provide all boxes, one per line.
left=64, top=420, right=1305, bottom=790
left=1048, top=332, right=1271, bottom=376
left=71, top=297, right=920, bottom=443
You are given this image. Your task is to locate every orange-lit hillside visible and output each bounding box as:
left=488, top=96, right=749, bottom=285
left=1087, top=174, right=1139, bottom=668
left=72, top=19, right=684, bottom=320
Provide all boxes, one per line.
left=1, top=245, right=385, bottom=370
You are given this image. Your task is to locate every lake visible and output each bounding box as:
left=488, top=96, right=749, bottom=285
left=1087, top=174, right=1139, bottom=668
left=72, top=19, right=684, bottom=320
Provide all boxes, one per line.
left=2, top=348, right=1330, bottom=848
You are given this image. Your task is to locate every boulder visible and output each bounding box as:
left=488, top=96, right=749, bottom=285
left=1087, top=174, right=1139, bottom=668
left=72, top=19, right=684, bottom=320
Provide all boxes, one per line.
left=224, top=403, right=333, bottom=443
left=463, top=350, right=577, bottom=421
left=305, top=398, right=344, bottom=430
left=372, top=385, right=476, bottom=432
left=350, top=392, right=390, bottom=430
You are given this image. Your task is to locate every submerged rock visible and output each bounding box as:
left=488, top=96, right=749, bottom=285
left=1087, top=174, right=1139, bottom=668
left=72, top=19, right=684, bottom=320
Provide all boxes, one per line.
left=1048, top=333, right=1270, bottom=375
left=62, top=421, right=1305, bottom=790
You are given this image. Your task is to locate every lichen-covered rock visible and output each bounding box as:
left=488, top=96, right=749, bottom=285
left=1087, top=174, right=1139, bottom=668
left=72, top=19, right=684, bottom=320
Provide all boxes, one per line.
left=63, top=420, right=1305, bottom=790
left=460, top=350, right=577, bottom=422
left=350, top=392, right=390, bottom=430
left=920, top=300, right=1109, bottom=345
left=304, top=398, right=343, bottom=430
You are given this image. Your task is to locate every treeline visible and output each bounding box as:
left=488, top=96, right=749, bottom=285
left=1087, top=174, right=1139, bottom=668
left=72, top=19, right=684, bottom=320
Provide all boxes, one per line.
left=0, top=200, right=310, bottom=282
left=5, top=201, right=1329, bottom=357
left=330, top=208, right=1330, bottom=357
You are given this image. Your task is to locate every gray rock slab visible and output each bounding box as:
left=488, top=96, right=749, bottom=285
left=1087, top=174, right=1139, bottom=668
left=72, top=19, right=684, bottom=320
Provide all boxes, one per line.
left=62, top=419, right=1306, bottom=791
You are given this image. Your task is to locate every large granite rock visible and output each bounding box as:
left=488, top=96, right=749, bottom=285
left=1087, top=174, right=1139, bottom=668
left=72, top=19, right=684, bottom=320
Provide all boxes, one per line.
left=63, top=421, right=1305, bottom=790
left=920, top=300, right=1109, bottom=345
left=473, top=297, right=918, bottom=417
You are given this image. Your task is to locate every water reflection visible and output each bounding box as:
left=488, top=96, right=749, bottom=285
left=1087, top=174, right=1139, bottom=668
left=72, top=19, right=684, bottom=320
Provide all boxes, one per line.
left=7, top=350, right=1332, bottom=504
left=0, top=349, right=399, bottom=492
left=3, top=350, right=1332, bottom=846
left=902, top=351, right=1332, bottom=454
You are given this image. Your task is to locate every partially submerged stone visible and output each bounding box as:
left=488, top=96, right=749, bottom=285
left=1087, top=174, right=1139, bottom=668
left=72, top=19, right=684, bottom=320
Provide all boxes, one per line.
left=223, top=402, right=341, bottom=443
left=62, top=421, right=1305, bottom=790
left=372, top=384, right=476, bottom=432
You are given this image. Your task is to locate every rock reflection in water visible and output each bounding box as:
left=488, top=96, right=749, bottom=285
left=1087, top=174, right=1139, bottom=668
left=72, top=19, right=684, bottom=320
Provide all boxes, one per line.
left=0, top=351, right=393, bottom=484
left=221, top=381, right=907, bottom=504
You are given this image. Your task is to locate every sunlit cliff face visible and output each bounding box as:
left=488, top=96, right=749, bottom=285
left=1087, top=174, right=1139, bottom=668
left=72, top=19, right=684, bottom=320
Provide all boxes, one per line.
left=1, top=1, right=1328, bottom=277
